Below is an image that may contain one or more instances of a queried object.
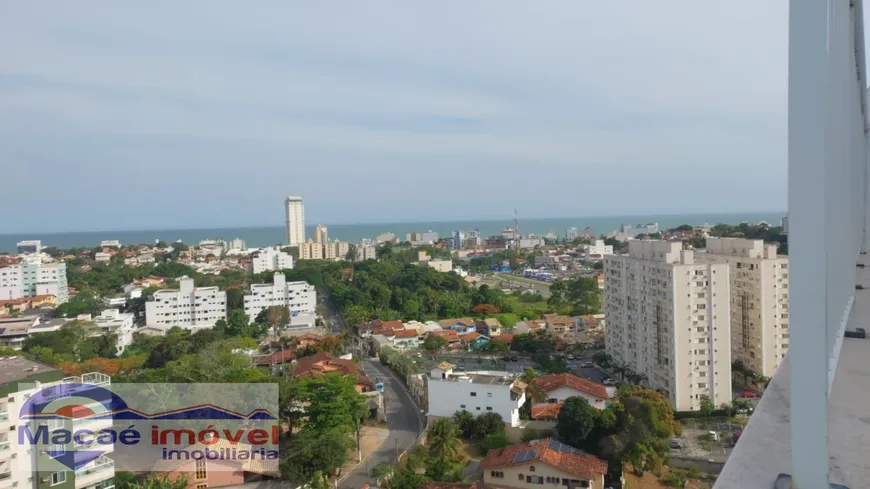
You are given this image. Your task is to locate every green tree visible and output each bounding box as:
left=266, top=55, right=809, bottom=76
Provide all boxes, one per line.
left=384, top=466, right=429, bottom=489
left=699, top=395, right=715, bottom=418
left=226, top=288, right=245, bottom=310
left=472, top=412, right=506, bottom=440
left=452, top=410, right=475, bottom=438
left=425, top=457, right=465, bottom=482
left=281, top=429, right=352, bottom=485
left=265, top=305, right=291, bottom=336
left=480, top=432, right=511, bottom=452
left=427, top=418, right=463, bottom=460
left=299, top=374, right=369, bottom=436
left=117, top=474, right=189, bottom=489
left=556, top=397, right=599, bottom=449
left=423, top=335, right=449, bottom=352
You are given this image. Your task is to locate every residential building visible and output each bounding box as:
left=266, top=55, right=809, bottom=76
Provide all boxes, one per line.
left=375, top=232, right=397, bottom=244
left=92, top=309, right=136, bottom=354
left=228, top=238, right=246, bottom=251
left=16, top=240, right=41, bottom=254
left=314, top=224, right=328, bottom=244
left=700, top=237, right=789, bottom=379
left=459, top=332, right=490, bottom=350
left=565, top=227, right=579, bottom=240
left=604, top=240, right=732, bottom=411
left=355, top=244, right=377, bottom=262
left=0, top=358, right=114, bottom=489
left=154, top=438, right=277, bottom=489
left=426, top=362, right=526, bottom=426
left=100, top=239, right=121, bottom=248
left=518, top=235, right=545, bottom=249
left=579, top=227, right=596, bottom=241
left=480, top=439, right=608, bottom=489
left=95, top=252, right=111, bottom=262
left=452, top=230, right=464, bottom=250
left=300, top=240, right=323, bottom=260
left=250, top=246, right=294, bottom=274
left=285, top=195, right=305, bottom=246
left=584, top=239, right=613, bottom=257
left=330, top=241, right=350, bottom=261
left=475, top=318, right=502, bottom=337
left=543, top=314, right=579, bottom=343
left=780, top=214, right=788, bottom=235
left=292, top=351, right=374, bottom=392
left=0, top=259, right=69, bottom=304
left=323, top=241, right=336, bottom=260
left=421, top=259, right=452, bottom=273
left=243, top=272, right=316, bottom=322
left=439, top=318, right=476, bottom=334
left=389, top=329, right=421, bottom=349
left=145, top=276, right=227, bottom=330
left=530, top=374, right=612, bottom=420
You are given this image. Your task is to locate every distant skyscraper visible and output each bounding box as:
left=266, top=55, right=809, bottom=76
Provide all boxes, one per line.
left=285, top=196, right=305, bottom=246
left=315, top=224, right=328, bottom=245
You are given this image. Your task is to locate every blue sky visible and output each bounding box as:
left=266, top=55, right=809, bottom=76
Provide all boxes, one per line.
left=1, top=1, right=792, bottom=233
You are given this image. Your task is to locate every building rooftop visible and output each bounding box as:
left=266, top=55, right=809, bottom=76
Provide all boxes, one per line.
left=0, top=357, right=58, bottom=385
left=532, top=373, right=609, bottom=400
left=480, top=438, right=607, bottom=481
left=714, top=267, right=870, bottom=488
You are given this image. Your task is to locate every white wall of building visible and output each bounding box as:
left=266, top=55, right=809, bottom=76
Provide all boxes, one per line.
left=250, top=246, right=295, bottom=274
left=243, top=272, right=316, bottom=322
left=427, top=369, right=525, bottom=426
left=145, top=276, right=227, bottom=329
left=539, top=386, right=611, bottom=411
left=585, top=240, right=614, bottom=257
left=92, top=309, right=136, bottom=354
left=604, top=240, right=732, bottom=411
left=0, top=260, right=69, bottom=304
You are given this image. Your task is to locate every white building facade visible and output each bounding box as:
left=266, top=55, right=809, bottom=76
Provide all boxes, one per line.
left=604, top=240, right=732, bottom=411
left=285, top=195, right=305, bottom=246
left=243, top=272, right=316, bottom=322
left=0, top=259, right=69, bottom=304
left=702, top=237, right=790, bottom=379
left=250, top=246, right=295, bottom=274
left=145, top=276, right=227, bottom=330
left=426, top=365, right=526, bottom=426
left=92, top=309, right=136, bottom=354
left=584, top=239, right=613, bottom=257
left=300, top=241, right=323, bottom=260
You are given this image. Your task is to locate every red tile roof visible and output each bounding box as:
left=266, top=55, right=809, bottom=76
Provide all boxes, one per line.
left=293, top=351, right=373, bottom=387
left=381, top=320, right=405, bottom=330
left=492, top=334, right=514, bottom=344
left=255, top=349, right=295, bottom=366
left=430, top=330, right=460, bottom=342
left=532, top=373, right=609, bottom=400
left=460, top=332, right=485, bottom=343
left=530, top=404, right=562, bottom=420
left=480, top=439, right=607, bottom=480
left=392, top=329, right=419, bottom=339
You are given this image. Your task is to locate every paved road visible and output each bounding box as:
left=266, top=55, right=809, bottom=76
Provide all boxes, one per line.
left=339, top=358, right=424, bottom=489
left=317, top=287, right=346, bottom=334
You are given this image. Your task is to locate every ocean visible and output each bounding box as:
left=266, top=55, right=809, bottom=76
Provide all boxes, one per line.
left=0, top=212, right=784, bottom=253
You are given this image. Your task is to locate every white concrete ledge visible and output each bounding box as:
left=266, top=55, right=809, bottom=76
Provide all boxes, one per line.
left=714, top=269, right=870, bottom=488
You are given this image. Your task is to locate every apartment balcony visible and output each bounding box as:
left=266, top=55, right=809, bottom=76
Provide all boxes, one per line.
left=74, top=455, right=114, bottom=489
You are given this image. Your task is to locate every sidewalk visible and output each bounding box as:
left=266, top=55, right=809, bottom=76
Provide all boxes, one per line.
left=337, top=424, right=390, bottom=481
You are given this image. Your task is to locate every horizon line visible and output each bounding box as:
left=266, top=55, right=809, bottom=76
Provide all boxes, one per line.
left=0, top=210, right=786, bottom=237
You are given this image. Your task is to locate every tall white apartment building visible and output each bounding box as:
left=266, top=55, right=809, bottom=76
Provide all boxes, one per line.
left=701, top=237, right=789, bottom=379
left=314, top=224, right=328, bottom=244
left=145, top=276, right=227, bottom=330
left=0, top=259, right=69, bottom=304
left=332, top=241, right=349, bottom=261
left=16, top=240, right=41, bottom=254
left=250, top=246, right=295, bottom=274
left=285, top=196, right=305, bottom=246
left=354, top=244, right=377, bottom=262
left=300, top=240, right=323, bottom=260
left=604, top=240, right=732, bottom=411
left=323, top=241, right=337, bottom=260
left=243, top=272, right=316, bottom=322
left=426, top=363, right=527, bottom=427
left=0, top=359, right=114, bottom=489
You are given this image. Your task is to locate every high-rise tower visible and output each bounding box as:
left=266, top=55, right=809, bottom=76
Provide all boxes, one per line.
left=285, top=196, right=305, bottom=246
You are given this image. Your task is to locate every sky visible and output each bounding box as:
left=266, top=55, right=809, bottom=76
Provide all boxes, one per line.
left=0, top=1, right=793, bottom=233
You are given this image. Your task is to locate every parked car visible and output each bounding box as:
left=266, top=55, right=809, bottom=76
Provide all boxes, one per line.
left=580, top=362, right=594, bottom=368
left=741, top=390, right=758, bottom=399
left=566, top=354, right=575, bottom=360
left=510, top=356, right=519, bottom=362
left=845, top=327, right=866, bottom=339
left=602, top=378, right=616, bottom=385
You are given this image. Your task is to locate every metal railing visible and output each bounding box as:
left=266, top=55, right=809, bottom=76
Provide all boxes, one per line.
left=0, top=441, right=9, bottom=451
left=788, top=0, right=869, bottom=487
left=75, top=456, right=114, bottom=477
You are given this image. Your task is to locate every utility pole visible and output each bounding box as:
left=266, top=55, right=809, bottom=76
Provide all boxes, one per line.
left=395, top=437, right=399, bottom=462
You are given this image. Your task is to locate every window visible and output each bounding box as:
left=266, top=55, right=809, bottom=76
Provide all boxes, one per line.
left=195, top=459, right=207, bottom=480
left=519, top=474, right=525, bottom=481
left=490, top=471, right=504, bottom=479
left=470, top=392, right=477, bottom=397
left=529, top=466, right=536, bottom=472
left=460, top=404, right=466, bottom=409
left=51, top=472, right=66, bottom=486
left=487, top=392, right=492, bottom=398
left=50, top=443, right=65, bottom=454
left=196, top=485, right=208, bottom=489
left=486, top=407, right=493, bottom=411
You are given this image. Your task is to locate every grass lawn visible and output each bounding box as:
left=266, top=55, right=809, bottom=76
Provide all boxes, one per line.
left=503, top=295, right=572, bottom=318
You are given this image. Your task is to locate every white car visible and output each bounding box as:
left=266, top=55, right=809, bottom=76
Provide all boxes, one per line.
left=602, top=378, right=616, bottom=385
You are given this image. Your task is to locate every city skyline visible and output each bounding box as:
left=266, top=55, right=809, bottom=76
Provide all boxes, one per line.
left=0, top=1, right=794, bottom=233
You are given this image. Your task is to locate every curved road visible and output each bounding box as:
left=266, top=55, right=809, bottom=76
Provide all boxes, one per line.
left=339, top=358, right=424, bottom=489
left=317, top=288, right=424, bottom=489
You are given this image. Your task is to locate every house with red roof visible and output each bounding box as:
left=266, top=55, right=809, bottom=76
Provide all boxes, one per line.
left=480, top=438, right=608, bottom=489
left=531, top=374, right=613, bottom=415
left=292, top=351, right=374, bottom=393
left=459, top=331, right=491, bottom=350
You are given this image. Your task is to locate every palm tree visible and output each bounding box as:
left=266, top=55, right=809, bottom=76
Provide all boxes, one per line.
left=427, top=418, right=463, bottom=461
left=614, top=362, right=629, bottom=381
